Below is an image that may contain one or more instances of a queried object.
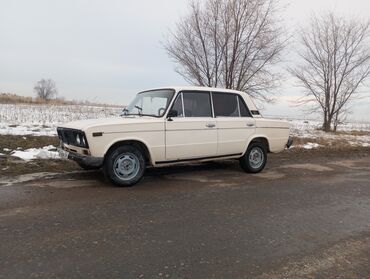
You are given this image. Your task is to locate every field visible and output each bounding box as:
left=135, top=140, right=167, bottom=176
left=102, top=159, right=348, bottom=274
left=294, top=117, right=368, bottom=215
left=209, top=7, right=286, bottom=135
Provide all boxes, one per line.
left=0, top=103, right=121, bottom=136
left=288, top=119, right=370, bottom=148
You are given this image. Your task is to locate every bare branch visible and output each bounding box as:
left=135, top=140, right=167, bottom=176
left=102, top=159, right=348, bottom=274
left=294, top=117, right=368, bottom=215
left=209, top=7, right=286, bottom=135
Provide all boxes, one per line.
left=164, top=0, right=286, bottom=103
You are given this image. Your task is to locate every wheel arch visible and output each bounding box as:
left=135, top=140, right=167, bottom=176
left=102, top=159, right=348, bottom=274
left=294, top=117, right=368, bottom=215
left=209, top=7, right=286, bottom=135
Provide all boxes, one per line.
left=104, top=139, right=153, bottom=166
left=245, top=136, right=270, bottom=154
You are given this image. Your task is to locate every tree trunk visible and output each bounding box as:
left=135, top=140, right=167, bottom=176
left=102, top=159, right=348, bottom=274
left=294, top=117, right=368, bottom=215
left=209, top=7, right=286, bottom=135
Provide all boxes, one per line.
left=323, top=114, right=332, bottom=132
left=323, top=122, right=331, bottom=132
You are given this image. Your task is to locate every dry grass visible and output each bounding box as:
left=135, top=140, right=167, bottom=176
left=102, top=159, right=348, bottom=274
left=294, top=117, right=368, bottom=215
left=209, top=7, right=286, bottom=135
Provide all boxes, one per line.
left=0, top=134, right=59, bottom=150
left=292, top=134, right=369, bottom=149
left=0, top=92, right=122, bottom=107
left=0, top=93, right=68, bottom=105
left=292, top=136, right=349, bottom=147
left=0, top=157, right=80, bottom=177
left=332, top=130, right=370, bottom=136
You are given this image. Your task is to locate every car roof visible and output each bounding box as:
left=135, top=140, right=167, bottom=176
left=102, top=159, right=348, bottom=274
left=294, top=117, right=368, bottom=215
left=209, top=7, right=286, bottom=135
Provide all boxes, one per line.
left=143, top=86, right=248, bottom=95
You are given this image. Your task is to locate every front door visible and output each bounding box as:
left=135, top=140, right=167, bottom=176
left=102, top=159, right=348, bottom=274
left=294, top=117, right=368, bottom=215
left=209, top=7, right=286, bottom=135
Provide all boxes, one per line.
left=165, top=91, right=217, bottom=160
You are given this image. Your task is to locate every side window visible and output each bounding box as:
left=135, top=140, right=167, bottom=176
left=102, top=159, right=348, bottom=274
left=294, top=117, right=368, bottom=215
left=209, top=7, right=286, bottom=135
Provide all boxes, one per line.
left=213, top=93, right=239, bottom=117
left=170, top=93, right=184, bottom=117
left=182, top=92, right=212, bottom=117
left=238, top=96, right=252, bottom=117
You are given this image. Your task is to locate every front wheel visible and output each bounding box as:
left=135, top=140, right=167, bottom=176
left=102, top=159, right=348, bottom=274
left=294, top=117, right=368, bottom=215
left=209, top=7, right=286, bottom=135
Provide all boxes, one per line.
left=239, top=142, right=267, bottom=173
left=103, top=145, right=145, bottom=187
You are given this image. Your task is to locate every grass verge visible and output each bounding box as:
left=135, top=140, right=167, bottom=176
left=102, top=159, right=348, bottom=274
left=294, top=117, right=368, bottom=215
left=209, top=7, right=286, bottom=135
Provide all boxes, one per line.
left=0, top=135, right=79, bottom=176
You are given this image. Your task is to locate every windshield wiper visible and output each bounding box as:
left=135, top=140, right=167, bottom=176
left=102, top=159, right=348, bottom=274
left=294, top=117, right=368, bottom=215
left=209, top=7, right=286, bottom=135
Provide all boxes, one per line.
left=120, top=108, right=129, bottom=116
left=120, top=107, right=158, bottom=118
left=124, top=113, right=157, bottom=118
left=134, top=105, right=143, bottom=115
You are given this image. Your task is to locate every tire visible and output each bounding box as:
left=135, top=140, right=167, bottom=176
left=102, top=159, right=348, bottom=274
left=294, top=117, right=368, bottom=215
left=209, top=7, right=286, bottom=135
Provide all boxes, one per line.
left=77, top=162, right=100, bottom=171
left=103, top=145, right=145, bottom=187
left=239, top=142, right=267, bottom=173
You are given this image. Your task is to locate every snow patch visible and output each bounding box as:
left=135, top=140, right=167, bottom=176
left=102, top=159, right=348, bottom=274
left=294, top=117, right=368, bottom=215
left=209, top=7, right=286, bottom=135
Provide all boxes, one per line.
left=302, top=142, right=321, bottom=149
left=10, top=145, right=60, bottom=161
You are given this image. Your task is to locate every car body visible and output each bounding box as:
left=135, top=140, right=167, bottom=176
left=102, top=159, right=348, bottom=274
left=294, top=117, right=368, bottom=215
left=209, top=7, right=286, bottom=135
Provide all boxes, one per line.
left=57, top=86, right=292, bottom=186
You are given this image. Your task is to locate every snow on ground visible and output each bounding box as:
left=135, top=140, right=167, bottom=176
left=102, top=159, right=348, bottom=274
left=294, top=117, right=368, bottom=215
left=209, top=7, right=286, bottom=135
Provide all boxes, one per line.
left=0, top=103, right=121, bottom=136
left=10, top=145, right=60, bottom=161
left=300, top=142, right=322, bottom=150
left=286, top=119, right=370, bottom=148
left=289, top=118, right=370, bottom=134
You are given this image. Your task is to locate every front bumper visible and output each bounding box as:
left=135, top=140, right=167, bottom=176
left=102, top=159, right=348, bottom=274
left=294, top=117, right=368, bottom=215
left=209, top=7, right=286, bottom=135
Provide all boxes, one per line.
left=286, top=137, right=293, bottom=149
left=58, top=148, right=103, bottom=168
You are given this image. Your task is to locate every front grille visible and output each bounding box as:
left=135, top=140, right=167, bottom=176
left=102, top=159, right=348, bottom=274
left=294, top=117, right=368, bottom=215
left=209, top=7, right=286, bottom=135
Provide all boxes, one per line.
left=57, top=128, right=89, bottom=148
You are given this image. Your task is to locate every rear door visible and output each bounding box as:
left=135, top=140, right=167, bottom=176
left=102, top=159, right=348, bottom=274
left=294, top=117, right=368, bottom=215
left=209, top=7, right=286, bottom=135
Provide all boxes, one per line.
left=165, top=91, right=217, bottom=160
left=212, top=92, right=255, bottom=156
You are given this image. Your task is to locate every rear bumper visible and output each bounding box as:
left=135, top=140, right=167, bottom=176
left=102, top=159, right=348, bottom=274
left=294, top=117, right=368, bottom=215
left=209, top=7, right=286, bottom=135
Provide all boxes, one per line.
left=58, top=148, right=103, bottom=168
left=286, top=137, right=293, bottom=149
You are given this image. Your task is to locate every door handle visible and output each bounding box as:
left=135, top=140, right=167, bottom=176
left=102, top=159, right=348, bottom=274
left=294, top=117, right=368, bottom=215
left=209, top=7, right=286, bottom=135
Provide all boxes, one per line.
left=206, top=123, right=216, bottom=128
left=247, top=123, right=255, bottom=127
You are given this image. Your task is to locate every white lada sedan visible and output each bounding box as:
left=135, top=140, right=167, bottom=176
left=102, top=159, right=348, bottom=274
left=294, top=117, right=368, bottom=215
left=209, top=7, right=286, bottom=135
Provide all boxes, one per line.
left=57, top=87, right=292, bottom=186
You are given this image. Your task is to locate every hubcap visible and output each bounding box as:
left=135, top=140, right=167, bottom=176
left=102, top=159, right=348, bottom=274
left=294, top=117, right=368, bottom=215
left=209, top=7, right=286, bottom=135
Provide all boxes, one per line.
left=249, top=147, right=264, bottom=169
left=113, top=153, right=140, bottom=180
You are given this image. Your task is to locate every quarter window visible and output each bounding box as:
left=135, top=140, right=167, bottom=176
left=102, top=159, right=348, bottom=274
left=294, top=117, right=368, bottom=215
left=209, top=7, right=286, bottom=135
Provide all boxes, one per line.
left=170, top=94, right=184, bottom=117
left=239, top=96, right=252, bottom=117
left=182, top=92, right=212, bottom=117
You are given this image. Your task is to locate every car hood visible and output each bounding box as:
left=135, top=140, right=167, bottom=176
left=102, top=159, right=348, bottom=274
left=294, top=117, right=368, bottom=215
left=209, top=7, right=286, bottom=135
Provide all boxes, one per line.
left=58, top=116, right=162, bottom=131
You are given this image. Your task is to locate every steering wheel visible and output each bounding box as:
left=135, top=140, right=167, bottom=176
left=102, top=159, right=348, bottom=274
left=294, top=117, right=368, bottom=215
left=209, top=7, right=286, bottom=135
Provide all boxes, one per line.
left=158, top=107, right=166, bottom=116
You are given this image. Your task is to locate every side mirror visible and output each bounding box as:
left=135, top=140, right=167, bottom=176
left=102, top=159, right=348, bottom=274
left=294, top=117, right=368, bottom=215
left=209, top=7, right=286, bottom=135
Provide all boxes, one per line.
left=167, top=110, right=178, bottom=119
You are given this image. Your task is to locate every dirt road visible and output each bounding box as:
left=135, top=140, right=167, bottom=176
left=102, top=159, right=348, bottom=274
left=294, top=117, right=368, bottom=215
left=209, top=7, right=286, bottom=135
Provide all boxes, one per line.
left=1, top=150, right=369, bottom=278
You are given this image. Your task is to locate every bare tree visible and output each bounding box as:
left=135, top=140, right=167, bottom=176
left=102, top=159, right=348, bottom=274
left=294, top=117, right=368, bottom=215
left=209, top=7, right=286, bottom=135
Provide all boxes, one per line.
left=290, top=13, right=370, bottom=132
left=34, top=79, right=58, bottom=101
left=164, top=0, right=286, bottom=102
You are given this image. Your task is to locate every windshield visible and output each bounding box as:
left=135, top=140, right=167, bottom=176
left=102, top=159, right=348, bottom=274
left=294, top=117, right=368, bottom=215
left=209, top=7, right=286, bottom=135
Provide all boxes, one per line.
left=123, top=89, right=175, bottom=117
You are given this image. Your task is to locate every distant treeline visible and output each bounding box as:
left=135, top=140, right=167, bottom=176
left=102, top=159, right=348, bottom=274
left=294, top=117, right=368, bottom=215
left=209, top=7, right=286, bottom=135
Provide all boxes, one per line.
left=0, top=93, right=121, bottom=107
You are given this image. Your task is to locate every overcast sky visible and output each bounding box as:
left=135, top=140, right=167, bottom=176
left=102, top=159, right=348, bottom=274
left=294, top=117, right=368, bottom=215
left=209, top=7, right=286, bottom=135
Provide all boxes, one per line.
left=1, top=0, right=370, bottom=120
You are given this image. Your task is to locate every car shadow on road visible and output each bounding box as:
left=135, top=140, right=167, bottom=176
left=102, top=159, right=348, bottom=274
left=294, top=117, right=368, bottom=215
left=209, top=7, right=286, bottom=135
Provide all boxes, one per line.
left=144, top=160, right=240, bottom=177
left=62, top=160, right=237, bottom=181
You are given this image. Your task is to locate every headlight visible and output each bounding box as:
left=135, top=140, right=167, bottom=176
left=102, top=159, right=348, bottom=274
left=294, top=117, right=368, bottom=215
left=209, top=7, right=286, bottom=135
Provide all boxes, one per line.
left=81, top=136, right=86, bottom=147
left=72, top=131, right=88, bottom=148
left=76, top=134, right=81, bottom=145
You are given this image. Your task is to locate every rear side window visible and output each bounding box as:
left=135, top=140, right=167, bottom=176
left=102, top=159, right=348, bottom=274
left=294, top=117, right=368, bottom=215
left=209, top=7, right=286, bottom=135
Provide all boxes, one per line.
left=182, top=92, right=212, bottom=117
left=238, top=96, right=252, bottom=117
left=212, top=93, right=239, bottom=117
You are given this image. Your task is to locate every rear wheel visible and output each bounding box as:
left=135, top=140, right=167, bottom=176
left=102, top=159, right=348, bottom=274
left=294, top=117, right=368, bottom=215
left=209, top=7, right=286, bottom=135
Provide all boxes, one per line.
left=239, top=142, right=267, bottom=173
left=103, top=145, right=145, bottom=187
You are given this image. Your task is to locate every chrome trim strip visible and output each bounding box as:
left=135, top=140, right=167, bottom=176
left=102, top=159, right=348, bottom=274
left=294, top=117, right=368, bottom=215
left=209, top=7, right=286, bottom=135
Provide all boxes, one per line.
left=156, top=153, right=243, bottom=164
